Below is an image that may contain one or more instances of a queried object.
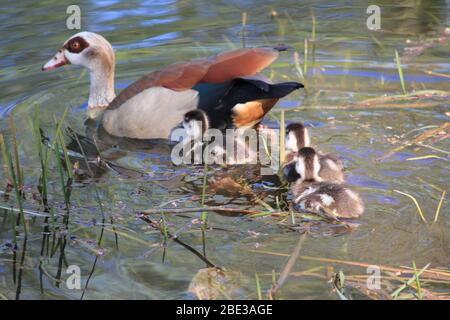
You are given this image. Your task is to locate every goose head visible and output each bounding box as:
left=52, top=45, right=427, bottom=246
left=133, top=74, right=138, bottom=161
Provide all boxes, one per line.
left=285, top=122, right=310, bottom=153
left=295, top=147, right=322, bottom=183
left=42, top=32, right=116, bottom=119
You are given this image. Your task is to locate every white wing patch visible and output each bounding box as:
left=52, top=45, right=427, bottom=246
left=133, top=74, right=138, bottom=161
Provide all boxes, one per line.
left=319, top=193, right=335, bottom=206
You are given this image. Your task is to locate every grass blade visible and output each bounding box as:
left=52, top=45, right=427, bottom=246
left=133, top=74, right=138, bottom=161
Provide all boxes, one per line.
left=279, top=110, right=285, bottom=164
left=433, top=190, right=446, bottom=224
left=391, top=263, right=430, bottom=299
left=395, top=50, right=407, bottom=95
left=393, top=190, right=427, bottom=224
left=412, top=261, right=422, bottom=300
left=255, top=273, right=262, bottom=300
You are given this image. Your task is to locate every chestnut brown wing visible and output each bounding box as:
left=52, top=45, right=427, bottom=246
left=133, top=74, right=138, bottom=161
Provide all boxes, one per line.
left=107, top=47, right=280, bottom=110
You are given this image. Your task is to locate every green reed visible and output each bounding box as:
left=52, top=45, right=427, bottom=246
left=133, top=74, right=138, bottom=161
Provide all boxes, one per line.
left=255, top=273, right=262, bottom=300
left=279, top=110, right=285, bottom=164
left=0, top=118, right=27, bottom=237
left=412, top=261, right=423, bottom=300
left=395, top=50, right=407, bottom=95
left=391, top=262, right=430, bottom=299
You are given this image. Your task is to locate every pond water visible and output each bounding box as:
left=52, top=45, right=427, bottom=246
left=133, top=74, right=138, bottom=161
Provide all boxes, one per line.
left=0, top=0, right=449, bottom=299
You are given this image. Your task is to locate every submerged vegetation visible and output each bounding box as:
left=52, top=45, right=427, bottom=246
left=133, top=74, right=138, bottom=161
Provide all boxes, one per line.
left=0, top=1, right=449, bottom=300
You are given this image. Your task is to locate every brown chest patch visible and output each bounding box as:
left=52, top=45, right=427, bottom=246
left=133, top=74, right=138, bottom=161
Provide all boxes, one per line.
left=231, top=98, right=278, bottom=128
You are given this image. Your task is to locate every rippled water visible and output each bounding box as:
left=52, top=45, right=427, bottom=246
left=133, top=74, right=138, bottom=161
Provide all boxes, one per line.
left=0, top=0, right=449, bottom=299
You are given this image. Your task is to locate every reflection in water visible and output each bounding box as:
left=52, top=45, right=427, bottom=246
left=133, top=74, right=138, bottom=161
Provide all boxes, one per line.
left=378, top=0, right=447, bottom=35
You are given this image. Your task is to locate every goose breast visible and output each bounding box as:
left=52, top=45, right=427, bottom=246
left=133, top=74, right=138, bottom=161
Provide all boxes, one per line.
left=102, top=87, right=199, bottom=139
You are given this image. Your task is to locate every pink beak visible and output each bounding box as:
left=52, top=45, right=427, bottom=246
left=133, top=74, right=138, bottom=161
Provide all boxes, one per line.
left=42, top=50, right=69, bottom=71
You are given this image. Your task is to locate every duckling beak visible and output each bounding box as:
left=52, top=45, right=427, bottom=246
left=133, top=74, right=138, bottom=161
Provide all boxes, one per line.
left=42, top=49, right=69, bottom=71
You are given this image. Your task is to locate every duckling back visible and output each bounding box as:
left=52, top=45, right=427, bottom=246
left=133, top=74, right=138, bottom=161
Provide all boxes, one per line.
left=318, top=153, right=345, bottom=183
left=282, top=150, right=345, bottom=183
left=292, top=182, right=364, bottom=218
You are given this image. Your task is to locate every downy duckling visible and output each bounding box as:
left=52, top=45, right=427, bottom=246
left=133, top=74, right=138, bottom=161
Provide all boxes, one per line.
left=282, top=122, right=344, bottom=183
left=182, top=109, right=258, bottom=165
left=183, top=109, right=210, bottom=141
left=180, top=110, right=210, bottom=164
left=291, top=147, right=364, bottom=218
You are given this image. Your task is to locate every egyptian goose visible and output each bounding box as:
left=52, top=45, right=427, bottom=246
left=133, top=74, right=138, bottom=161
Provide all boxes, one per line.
left=291, top=147, right=364, bottom=218
left=42, top=32, right=303, bottom=140
left=282, top=122, right=344, bottom=183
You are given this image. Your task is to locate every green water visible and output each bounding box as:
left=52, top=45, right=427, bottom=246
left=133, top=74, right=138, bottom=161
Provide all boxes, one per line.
left=0, top=0, right=449, bottom=299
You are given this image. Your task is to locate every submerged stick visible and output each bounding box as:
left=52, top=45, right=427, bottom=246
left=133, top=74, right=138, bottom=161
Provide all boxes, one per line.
left=359, top=90, right=449, bottom=105
left=269, top=233, right=307, bottom=299
left=140, top=206, right=285, bottom=216
left=139, top=214, right=217, bottom=268
left=250, top=250, right=450, bottom=281
left=295, top=101, right=440, bottom=110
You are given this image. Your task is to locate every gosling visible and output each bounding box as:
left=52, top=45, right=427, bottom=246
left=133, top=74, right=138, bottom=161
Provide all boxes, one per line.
left=283, top=122, right=344, bottom=183
left=291, top=147, right=364, bottom=218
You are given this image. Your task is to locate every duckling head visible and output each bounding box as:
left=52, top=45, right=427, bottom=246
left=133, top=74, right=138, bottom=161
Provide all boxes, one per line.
left=183, top=109, right=209, bottom=140
left=295, top=147, right=322, bottom=182
left=285, top=122, right=310, bottom=153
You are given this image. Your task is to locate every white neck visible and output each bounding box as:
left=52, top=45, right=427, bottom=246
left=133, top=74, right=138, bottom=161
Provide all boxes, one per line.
left=87, top=55, right=116, bottom=118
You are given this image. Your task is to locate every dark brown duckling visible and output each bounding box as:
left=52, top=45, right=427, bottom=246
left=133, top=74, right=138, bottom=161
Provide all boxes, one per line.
left=291, top=147, right=364, bottom=218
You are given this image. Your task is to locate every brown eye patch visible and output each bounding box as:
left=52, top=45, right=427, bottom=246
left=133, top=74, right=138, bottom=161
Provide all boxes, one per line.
left=64, top=36, right=89, bottom=53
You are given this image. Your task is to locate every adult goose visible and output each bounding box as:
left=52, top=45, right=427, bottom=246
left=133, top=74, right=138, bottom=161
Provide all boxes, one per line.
left=42, top=32, right=303, bottom=139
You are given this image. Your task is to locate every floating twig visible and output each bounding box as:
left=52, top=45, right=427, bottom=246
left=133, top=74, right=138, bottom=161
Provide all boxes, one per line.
left=378, top=122, right=450, bottom=161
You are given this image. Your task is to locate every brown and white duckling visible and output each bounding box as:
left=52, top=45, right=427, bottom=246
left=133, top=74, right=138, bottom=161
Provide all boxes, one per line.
left=285, top=122, right=310, bottom=158
left=282, top=122, right=344, bottom=183
left=181, top=109, right=259, bottom=165
left=42, top=31, right=303, bottom=139
left=183, top=109, right=210, bottom=141
left=178, top=110, right=209, bottom=164
left=291, top=147, right=364, bottom=218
